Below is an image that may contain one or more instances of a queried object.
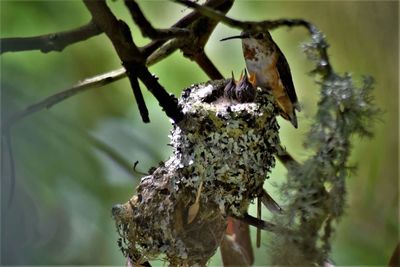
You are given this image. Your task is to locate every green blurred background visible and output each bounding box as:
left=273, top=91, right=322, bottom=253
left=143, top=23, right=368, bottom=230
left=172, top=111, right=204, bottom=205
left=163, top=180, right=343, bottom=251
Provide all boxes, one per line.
left=1, top=1, right=398, bottom=265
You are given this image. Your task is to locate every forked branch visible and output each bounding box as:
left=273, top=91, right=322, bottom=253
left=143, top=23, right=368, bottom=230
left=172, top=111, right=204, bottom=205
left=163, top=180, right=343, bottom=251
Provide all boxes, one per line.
left=0, top=20, right=102, bottom=54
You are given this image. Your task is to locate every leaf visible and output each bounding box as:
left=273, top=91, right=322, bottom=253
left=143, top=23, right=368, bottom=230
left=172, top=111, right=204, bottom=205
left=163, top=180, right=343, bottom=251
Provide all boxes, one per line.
left=187, top=180, right=204, bottom=224
left=187, top=202, right=200, bottom=224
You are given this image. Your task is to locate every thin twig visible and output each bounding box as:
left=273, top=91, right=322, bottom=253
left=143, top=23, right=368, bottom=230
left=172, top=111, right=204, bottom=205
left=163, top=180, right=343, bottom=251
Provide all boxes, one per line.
left=124, top=0, right=189, bottom=40
left=141, top=0, right=229, bottom=58
left=193, top=52, right=223, bottom=80
left=86, top=134, right=133, bottom=176
left=388, top=243, right=399, bottom=267
left=173, top=0, right=253, bottom=30
left=134, top=62, right=183, bottom=122
left=232, top=213, right=290, bottom=233
left=133, top=161, right=149, bottom=176
left=179, top=0, right=234, bottom=65
left=3, top=68, right=126, bottom=129
left=174, top=0, right=333, bottom=76
left=123, top=62, right=150, bottom=123
left=175, top=0, right=326, bottom=171
left=4, top=0, right=232, bottom=129
left=145, top=39, right=180, bottom=66
left=174, top=0, right=320, bottom=34
left=1, top=20, right=102, bottom=54
left=83, top=1, right=143, bottom=61
left=84, top=0, right=183, bottom=123
left=276, top=144, right=300, bottom=169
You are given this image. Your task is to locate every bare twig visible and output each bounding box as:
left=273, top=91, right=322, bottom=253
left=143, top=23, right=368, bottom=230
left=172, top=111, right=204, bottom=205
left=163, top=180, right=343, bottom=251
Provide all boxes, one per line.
left=141, top=0, right=229, bottom=58
left=145, top=39, right=180, bottom=66
left=174, top=0, right=314, bottom=32
left=123, top=62, right=150, bottom=123
left=133, top=161, right=149, bottom=176
left=3, top=68, right=126, bottom=129
left=388, top=243, right=399, bottom=267
left=260, top=189, right=283, bottom=214
left=4, top=0, right=232, bottom=129
left=124, top=0, right=189, bottom=40
left=178, top=0, right=234, bottom=66
left=83, top=0, right=183, bottom=123
left=175, top=0, right=331, bottom=171
left=86, top=134, right=133, bottom=176
left=84, top=1, right=151, bottom=123
left=276, top=144, right=300, bottom=169
left=173, top=0, right=252, bottom=30
left=193, top=52, right=223, bottom=80
left=0, top=20, right=102, bottom=54
left=174, top=0, right=333, bottom=76
left=232, top=214, right=290, bottom=234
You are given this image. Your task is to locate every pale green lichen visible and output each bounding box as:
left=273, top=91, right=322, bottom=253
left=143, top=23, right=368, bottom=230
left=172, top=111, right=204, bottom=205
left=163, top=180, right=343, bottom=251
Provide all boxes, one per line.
left=270, top=29, right=380, bottom=266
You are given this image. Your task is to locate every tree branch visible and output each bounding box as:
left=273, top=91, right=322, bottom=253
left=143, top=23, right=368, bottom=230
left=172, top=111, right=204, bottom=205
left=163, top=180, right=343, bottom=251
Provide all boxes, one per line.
left=0, top=20, right=102, bottom=54
left=388, top=243, right=399, bottom=267
left=174, top=0, right=331, bottom=171
left=3, top=0, right=301, bottom=173
left=3, top=68, right=126, bottom=129
left=173, top=0, right=252, bottom=30
left=3, top=0, right=233, bottom=129
left=193, top=51, right=223, bottom=80
left=178, top=0, right=234, bottom=66
left=141, top=0, right=229, bottom=58
left=232, top=214, right=292, bottom=234
left=86, top=134, right=133, bottom=176
left=124, top=0, right=190, bottom=40
left=173, top=0, right=325, bottom=37
left=83, top=0, right=183, bottom=123
left=123, top=63, right=150, bottom=123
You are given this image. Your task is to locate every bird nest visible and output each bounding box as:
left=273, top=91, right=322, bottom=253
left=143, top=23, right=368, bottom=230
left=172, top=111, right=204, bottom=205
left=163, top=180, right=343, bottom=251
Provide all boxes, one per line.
left=112, top=79, right=280, bottom=266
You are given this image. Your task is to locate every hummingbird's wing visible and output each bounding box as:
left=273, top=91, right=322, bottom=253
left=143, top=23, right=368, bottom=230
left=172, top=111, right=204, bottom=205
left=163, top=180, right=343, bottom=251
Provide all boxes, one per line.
left=275, top=46, right=301, bottom=112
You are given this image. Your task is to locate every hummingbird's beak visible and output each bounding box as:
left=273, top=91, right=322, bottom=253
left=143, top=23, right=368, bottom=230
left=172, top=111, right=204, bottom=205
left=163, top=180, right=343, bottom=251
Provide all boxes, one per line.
left=220, top=32, right=250, bottom=41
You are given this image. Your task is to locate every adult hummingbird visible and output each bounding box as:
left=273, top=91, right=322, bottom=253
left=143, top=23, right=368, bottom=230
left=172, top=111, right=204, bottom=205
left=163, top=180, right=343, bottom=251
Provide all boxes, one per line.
left=221, top=31, right=300, bottom=128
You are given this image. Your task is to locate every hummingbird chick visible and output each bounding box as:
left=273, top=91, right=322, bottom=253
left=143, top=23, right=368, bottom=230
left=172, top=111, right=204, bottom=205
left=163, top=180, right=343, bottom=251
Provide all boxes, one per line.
left=235, top=69, right=257, bottom=103
left=223, top=71, right=237, bottom=100
left=221, top=31, right=301, bottom=128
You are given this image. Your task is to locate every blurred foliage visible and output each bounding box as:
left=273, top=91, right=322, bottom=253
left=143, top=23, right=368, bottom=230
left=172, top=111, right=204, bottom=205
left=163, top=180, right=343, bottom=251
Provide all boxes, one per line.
left=1, top=1, right=398, bottom=266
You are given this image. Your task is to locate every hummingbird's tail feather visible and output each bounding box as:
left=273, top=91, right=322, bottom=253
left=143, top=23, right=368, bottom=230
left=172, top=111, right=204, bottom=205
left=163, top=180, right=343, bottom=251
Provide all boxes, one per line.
left=289, top=112, right=298, bottom=128
left=279, top=109, right=298, bottom=128
left=275, top=95, right=299, bottom=128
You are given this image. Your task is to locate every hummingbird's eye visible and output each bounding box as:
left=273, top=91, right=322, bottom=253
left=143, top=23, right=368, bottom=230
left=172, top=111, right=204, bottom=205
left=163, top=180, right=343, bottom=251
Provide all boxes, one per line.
left=255, top=33, right=264, bottom=39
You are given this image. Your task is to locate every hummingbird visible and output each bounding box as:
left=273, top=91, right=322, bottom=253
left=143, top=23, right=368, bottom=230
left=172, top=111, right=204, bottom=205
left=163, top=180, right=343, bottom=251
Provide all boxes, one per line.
left=221, top=31, right=301, bottom=128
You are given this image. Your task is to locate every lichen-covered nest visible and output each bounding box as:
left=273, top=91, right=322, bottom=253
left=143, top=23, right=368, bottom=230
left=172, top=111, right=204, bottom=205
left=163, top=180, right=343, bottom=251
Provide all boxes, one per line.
left=112, top=79, right=280, bottom=266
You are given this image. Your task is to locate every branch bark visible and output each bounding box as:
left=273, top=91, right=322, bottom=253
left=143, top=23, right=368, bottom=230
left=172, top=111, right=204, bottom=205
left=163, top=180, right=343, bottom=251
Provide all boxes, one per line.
left=83, top=0, right=183, bottom=123
left=0, top=20, right=102, bottom=54
left=3, top=68, right=126, bottom=129
left=124, top=0, right=189, bottom=40
left=3, top=0, right=233, bottom=129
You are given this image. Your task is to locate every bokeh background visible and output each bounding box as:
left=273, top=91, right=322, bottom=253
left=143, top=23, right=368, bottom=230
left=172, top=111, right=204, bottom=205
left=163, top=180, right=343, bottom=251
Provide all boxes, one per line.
left=1, top=1, right=398, bottom=265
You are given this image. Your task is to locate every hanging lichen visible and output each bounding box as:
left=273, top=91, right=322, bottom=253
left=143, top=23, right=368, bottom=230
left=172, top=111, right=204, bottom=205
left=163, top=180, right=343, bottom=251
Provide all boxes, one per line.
left=269, top=28, right=380, bottom=266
